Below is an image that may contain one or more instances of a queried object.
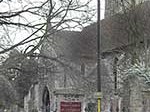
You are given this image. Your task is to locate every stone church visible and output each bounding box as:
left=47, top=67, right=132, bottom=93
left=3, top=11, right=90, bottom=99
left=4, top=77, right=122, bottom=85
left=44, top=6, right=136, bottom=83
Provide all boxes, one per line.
left=24, top=0, right=150, bottom=112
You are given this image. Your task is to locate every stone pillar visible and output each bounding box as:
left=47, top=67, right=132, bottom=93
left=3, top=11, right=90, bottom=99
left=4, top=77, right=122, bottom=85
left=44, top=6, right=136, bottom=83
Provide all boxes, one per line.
left=105, top=0, right=120, bottom=18
left=110, top=95, right=122, bottom=112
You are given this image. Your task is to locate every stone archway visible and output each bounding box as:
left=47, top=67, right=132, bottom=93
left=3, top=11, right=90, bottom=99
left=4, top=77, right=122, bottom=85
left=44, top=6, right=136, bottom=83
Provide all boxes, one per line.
left=42, top=86, right=50, bottom=112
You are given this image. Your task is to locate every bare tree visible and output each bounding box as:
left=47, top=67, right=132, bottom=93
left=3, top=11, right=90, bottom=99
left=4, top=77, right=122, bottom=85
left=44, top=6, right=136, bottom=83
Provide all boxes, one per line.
left=0, top=0, right=95, bottom=55
left=0, top=0, right=96, bottom=109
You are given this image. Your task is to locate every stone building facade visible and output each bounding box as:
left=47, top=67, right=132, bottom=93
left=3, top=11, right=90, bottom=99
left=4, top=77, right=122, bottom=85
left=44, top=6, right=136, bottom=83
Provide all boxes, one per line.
left=23, top=28, right=115, bottom=112
left=23, top=1, right=150, bottom=112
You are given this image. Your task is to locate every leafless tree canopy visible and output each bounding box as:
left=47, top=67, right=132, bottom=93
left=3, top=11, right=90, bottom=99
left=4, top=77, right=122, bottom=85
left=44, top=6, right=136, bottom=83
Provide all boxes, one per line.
left=0, top=0, right=95, bottom=55
left=0, top=0, right=96, bottom=109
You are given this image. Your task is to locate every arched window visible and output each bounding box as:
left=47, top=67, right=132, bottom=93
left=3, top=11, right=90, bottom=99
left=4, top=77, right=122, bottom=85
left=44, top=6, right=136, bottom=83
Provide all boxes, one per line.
left=113, top=57, right=118, bottom=95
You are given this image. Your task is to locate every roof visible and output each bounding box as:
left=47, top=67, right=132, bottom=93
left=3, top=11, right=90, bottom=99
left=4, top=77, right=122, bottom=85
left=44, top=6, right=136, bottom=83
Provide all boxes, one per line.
left=53, top=31, right=80, bottom=62
left=50, top=1, right=150, bottom=64
left=78, top=1, right=150, bottom=58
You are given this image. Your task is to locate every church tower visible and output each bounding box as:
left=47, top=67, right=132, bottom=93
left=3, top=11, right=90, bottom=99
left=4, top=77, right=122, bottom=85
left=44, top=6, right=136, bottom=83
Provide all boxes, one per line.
left=105, top=0, right=145, bottom=18
left=105, top=0, right=120, bottom=18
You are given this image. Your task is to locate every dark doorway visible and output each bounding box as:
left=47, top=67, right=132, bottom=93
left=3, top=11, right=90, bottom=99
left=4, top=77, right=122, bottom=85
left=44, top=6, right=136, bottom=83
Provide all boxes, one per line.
left=42, top=86, right=50, bottom=112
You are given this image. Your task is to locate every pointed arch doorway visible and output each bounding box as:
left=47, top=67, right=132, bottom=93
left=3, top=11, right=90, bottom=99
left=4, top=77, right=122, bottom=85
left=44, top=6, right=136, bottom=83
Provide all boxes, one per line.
left=42, top=86, right=50, bottom=112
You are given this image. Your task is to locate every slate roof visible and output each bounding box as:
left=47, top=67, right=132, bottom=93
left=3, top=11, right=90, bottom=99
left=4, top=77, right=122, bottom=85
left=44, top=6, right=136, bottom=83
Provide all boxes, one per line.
left=53, top=31, right=80, bottom=62
left=52, top=1, right=150, bottom=64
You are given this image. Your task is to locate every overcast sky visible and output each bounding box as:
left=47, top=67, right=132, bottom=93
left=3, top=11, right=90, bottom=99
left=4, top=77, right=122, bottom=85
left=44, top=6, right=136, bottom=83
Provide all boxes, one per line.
left=0, top=0, right=105, bottom=51
left=87, top=0, right=105, bottom=19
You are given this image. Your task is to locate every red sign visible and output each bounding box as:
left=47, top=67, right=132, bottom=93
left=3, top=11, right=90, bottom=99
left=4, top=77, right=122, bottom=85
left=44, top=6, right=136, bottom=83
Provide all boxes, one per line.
left=60, top=102, right=81, bottom=112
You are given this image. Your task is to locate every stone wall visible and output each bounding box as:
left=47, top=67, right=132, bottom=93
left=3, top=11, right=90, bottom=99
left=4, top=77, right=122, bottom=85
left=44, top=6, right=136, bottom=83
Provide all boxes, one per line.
left=121, top=75, right=150, bottom=112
